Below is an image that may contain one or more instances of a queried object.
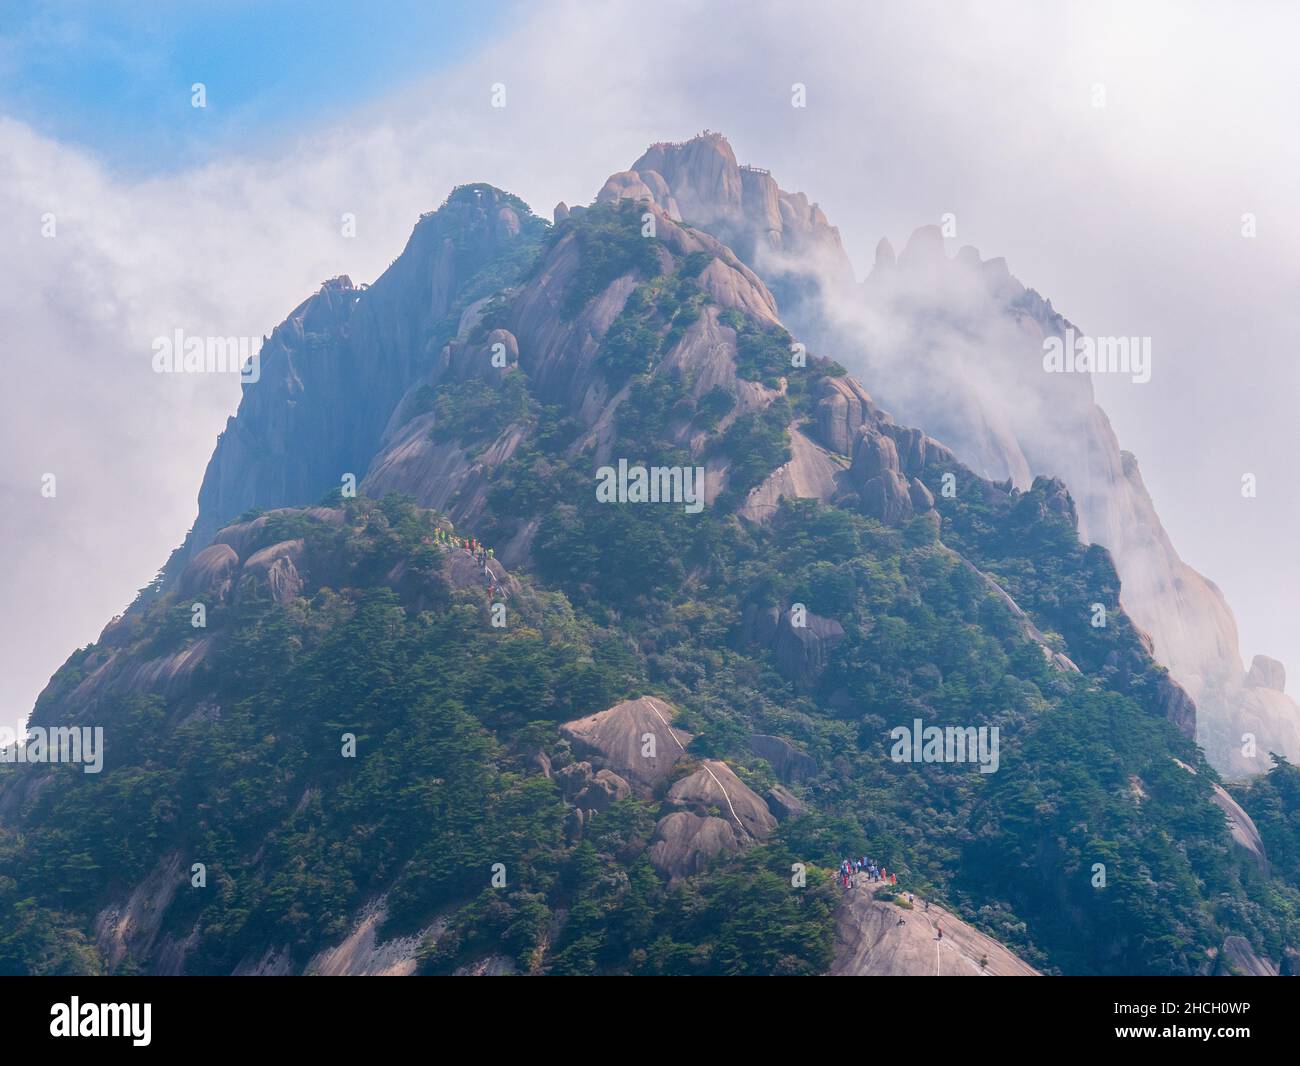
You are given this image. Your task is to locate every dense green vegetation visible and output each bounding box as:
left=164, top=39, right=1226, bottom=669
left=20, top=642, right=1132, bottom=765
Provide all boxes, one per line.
left=559, top=200, right=662, bottom=318
left=428, top=371, right=534, bottom=448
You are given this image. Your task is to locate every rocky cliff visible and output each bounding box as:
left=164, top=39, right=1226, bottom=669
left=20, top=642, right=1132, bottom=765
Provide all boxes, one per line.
left=618, top=132, right=1298, bottom=779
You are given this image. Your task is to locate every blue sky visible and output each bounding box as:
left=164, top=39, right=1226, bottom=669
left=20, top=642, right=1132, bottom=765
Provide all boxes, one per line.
left=0, top=0, right=514, bottom=173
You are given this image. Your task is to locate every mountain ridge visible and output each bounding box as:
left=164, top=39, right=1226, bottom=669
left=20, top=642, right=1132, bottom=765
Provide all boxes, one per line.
left=5, top=134, right=1299, bottom=978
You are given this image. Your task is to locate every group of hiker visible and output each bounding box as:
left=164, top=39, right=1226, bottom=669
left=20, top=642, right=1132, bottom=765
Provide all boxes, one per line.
left=428, top=526, right=504, bottom=600
left=430, top=526, right=493, bottom=560
left=838, top=857, right=896, bottom=889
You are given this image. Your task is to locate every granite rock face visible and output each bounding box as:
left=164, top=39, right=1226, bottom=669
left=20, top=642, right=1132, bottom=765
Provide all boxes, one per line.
left=624, top=132, right=1297, bottom=778
left=647, top=813, right=741, bottom=880
left=664, top=760, right=777, bottom=840
left=176, top=186, right=540, bottom=573
left=749, top=734, right=817, bottom=784
left=559, top=696, right=690, bottom=789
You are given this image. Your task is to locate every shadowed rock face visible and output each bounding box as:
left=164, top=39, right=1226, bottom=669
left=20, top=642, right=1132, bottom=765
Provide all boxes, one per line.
left=740, top=601, right=848, bottom=693
left=773, top=608, right=845, bottom=691
left=174, top=187, right=543, bottom=573
left=93, top=852, right=187, bottom=971
left=556, top=762, right=631, bottom=814
left=750, top=734, right=817, bottom=784
left=766, top=784, right=804, bottom=821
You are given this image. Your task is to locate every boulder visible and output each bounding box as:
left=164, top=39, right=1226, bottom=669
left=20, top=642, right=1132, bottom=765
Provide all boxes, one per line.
left=648, top=812, right=741, bottom=880
left=772, top=608, right=845, bottom=690
left=555, top=761, right=630, bottom=812
left=749, top=734, right=817, bottom=784
left=814, top=376, right=877, bottom=456
left=240, top=539, right=305, bottom=604
left=595, top=170, right=659, bottom=207
left=559, top=696, right=691, bottom=790
left=908, top=477, right=934, bottom=513
left=179, top=543, right=239, bottom=601
left=852, top=428, right=914, bottom=524
left=1210, top=782, right=1267, bottom=872
left=443, top=549, right=515, bottom=597
left=1155, top=673, right=1198, bottom=741
left=484, top=328, right=519, bottom=366
left=665, top=760, right=776, bottom=839
left=766, top=784, right=805, bottom=821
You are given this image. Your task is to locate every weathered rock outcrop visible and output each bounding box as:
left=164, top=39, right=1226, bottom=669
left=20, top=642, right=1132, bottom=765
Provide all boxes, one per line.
left=852, top=426, right=915, bottom=525
left=772, top=608, right=844, bottom=691
left=173, top=186, right=543, bottom=574
left=93, top=852, right=187, bottom=971
left=739, top=424, right=846, bottom=523
left=741, top=603, right=845, bottom=691
left=557, top=699, right=779, bottom=879
left=179, top=543, right=239, bottom=600
left=749, top=734, right=817, bottom=784
left=559, top=696, right=690, bottom=789
left=830, top=882, right=1040, bottom=977
left=766, top=784, right=805, bottom=821
left=305, top=897, right=436, bottom=977
left=648, top=812, right=741, bottom=880
left=1172, top=758, right=1267, bottom=871
left=618, top=132, right=855, bottom=308
left=1247, top=654, right=1286, bottom=692
left=240, top=538, right=305, bottom=604
left=1219, top=935, right=1278, bottom=977
left=556, top=762, right=632, bottom=813
left=815, top=375, right=878, bottom=456
left=664, top=760, right=776, bottom=840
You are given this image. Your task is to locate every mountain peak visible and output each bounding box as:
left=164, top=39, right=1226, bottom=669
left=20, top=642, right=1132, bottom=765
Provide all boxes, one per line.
left=595, top=132, right=854, bottom=319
